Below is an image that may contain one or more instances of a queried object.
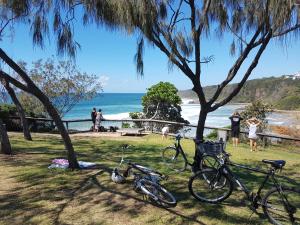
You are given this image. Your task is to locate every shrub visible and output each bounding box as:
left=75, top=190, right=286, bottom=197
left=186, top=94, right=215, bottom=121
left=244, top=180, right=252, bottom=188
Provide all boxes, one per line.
left=122, top=122, right=131, bottom=128
left=205, top=129, right=218, bottom=140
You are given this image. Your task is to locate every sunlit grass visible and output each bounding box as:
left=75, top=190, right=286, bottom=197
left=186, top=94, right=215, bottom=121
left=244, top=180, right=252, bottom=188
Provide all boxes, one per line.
left=0, top=132, right=299, bottom=225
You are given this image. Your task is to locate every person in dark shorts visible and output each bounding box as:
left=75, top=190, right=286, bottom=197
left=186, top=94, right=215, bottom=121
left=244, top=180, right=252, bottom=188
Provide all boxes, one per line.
left=91, top=108, right=97, bottom=131
left=229, top=111, right=243, bottom=147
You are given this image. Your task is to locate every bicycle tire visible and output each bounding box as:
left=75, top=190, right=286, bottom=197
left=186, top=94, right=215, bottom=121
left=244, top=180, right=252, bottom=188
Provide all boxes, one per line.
left=199, top=154, right=221, bottom=170
left=162, top=146, right=187, bottom=172
left=188, top=168, right=233, bottom=203
left=139, top=179, right=177, bottom=208
left=262, top=186, right=300, bottom=225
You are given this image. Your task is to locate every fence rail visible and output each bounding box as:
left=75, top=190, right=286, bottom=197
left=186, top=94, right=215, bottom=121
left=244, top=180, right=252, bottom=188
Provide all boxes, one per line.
left=7, top=116, right=300, bottom=142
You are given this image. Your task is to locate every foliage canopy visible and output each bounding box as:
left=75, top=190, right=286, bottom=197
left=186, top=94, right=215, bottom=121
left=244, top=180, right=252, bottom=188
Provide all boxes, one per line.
left=18, top=58, right=102, bottom=117
left=240, top=100, right=273, bottom=129
left=142, top=81, right=181, bottom=107
left=141, top=82, right=187, bottom=127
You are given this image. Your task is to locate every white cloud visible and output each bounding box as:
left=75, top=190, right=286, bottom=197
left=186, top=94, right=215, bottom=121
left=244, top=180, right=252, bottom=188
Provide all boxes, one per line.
left=99, top=75, right=110, bottom=87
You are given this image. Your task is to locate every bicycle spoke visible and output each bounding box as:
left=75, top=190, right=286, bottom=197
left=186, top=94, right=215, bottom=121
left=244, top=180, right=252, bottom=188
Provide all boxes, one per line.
left=188, top=168, right=233, bottom=203
left=162, top=147, right=186, bottom=172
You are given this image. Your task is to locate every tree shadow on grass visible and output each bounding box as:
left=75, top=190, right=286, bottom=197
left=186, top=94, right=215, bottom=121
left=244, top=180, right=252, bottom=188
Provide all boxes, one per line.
left=1, top=134, right=298, bottom=224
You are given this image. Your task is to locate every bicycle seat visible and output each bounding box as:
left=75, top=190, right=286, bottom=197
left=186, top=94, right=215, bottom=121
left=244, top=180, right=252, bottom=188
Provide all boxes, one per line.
left=262, top=159, right=286, bottom=169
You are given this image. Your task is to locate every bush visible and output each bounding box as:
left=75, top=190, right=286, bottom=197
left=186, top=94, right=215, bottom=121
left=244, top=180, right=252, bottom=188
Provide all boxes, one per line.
left=276, top=95, right=300, bottom=110
left=129, top=112, right=143, bottom=128
left=205, top=129, right=218, bottom=139
left=0, top=104, right=21, bottom=131
left=240, top=100, right=273, bottom=130
left=0, top=104, right=53, bottom=132
left=0, top=104, right=18, bottom=118
left=122, top=122, right=131, bottom=128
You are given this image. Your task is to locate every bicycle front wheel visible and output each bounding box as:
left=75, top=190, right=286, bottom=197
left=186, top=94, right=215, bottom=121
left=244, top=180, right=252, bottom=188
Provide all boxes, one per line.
left=262, top=186, right=300, bottom=225
left=162, top=146, right=187, bottom=172
left=139, top=179, right=177, bottom=208
left=188, top=168, right=233, bottom=203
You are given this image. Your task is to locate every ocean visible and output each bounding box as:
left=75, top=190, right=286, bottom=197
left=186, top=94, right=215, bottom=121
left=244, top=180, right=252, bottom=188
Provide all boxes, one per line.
left=64, top=93, right=244, bottom=132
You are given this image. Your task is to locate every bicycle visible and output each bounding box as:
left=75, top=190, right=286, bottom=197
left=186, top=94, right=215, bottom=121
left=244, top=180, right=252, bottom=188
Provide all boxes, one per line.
left=162, top=134, right=224, bottom=172
left=112, top=144, right=177, bottom=208
left=188, top=151, right=300, bottom=225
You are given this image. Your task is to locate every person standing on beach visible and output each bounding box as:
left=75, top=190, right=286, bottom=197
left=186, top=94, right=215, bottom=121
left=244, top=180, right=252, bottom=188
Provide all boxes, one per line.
left=95, top=109, right=103, bottom=132
left=246, top=117, right=261, bottom=151
left=91, top=108, right=97, bottom=131
left=229, top=111, right=243, bottom=147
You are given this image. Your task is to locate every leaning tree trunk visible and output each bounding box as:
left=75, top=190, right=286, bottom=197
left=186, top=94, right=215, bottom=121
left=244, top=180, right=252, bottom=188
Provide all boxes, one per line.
left=3, top=81, right=32, bottom=141
left=195, top=107, right=208, bottom=141
left=0, top=48, right=79, bottom=169
left=0, top=119, right=12, bottom=154
left=33, top=91, right=80, bottom=169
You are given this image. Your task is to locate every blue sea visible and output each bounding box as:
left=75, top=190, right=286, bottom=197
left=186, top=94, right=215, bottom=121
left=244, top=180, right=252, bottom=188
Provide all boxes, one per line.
left=64, top=93, right=244, bottom=131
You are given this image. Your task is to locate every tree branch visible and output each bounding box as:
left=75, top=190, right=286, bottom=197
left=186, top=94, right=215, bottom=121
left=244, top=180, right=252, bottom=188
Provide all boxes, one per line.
left=208, top=27, right=262, bottom=105
left=150, top=32, right=195, bottom=83
left=196, top=0, right=212, bottom=35
left=253, top=23, right=300, bottom=48
left=0, top=14, right=21, bottom=36
left=0, top=48, right=36, bottom=88
left=209, top=31, right=272, bottom=112
left=168, top=0, right=184, bottom=32
left=0, top=70, right=30, bottom=93
left=226, top=21, right=248, bottom=45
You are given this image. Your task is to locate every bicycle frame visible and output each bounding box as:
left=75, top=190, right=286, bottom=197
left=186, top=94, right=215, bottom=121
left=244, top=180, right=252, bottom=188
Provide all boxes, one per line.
left=222, top=160, right=285, bottom=206
left=173, top=138, right=193, bottom=166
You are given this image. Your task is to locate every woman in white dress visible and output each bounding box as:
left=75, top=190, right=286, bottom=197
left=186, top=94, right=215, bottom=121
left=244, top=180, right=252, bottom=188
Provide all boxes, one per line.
left=246, top=117, right=261, bottom=151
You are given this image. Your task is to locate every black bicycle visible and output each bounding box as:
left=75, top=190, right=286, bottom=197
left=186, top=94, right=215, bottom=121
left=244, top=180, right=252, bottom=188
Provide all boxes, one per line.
left=189, top=152, right=300, bottom=225
left=162, top=135, right=224, bottom=172
left=113, top=145, right=177, bottom=208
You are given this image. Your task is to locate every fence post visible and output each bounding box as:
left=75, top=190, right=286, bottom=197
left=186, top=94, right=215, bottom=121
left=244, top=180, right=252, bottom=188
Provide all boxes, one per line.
left=151, top=121, right=154, bottom=133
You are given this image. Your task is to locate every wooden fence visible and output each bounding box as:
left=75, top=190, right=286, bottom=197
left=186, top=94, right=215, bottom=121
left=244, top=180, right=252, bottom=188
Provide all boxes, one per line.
left=7, top=116, right=300, bottom=142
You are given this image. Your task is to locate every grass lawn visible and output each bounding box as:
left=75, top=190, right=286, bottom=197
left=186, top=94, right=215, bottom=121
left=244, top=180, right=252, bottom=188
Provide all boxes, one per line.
left=0, top=132, right=299, bottom=225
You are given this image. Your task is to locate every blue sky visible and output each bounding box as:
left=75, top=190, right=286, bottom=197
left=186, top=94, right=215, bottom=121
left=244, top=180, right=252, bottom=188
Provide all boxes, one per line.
left=1, top=20, right=300, bottom=93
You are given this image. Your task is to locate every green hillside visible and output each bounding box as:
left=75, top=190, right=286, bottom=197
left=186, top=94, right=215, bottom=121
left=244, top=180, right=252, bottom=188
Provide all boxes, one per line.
left=178, top=76, right=300, bottom=110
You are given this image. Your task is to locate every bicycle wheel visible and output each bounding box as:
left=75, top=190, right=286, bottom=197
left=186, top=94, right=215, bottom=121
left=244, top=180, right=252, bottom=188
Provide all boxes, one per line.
left=162, top=146, right=187, bottom=172
left=139, top=179, right=177, bottom=208
left=199, top=154, right=220, bottom=170
left=262, top=186, right=300, bottom=225
left=188, top=168, right=233, bottom=203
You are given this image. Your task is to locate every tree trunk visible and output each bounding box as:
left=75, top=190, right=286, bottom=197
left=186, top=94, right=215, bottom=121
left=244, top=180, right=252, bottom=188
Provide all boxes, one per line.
left=196, top=107, right=208, bottom=141
left=33, top=90, right=80, bottom=169
left=0, top=119, right=12, bottom=154
left=0, top=48, right=79, bottom=169
left=3, top=81, right=32, bottom=141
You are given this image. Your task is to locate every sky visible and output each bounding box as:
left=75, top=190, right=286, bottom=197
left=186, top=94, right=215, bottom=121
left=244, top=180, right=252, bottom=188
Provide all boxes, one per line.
left=1, top=16, right=300, bottom=93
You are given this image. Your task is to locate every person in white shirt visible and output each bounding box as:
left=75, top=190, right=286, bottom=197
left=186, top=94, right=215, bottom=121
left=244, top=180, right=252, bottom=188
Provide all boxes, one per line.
left=161, top=125, right=169, bottom=139
left=246, top=117, right=261, bottom=151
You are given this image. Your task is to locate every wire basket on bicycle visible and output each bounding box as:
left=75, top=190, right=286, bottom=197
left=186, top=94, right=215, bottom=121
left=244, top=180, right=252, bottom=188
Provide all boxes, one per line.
left=195, top=139, right=226, bottom=156
left=193, top=139, right=227, bottom=172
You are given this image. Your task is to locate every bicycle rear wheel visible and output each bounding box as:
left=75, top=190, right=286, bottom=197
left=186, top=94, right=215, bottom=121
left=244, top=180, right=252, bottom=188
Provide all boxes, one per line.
left=139, top=179, right=177, bottom=208
left=188, top=168, right=233, bottom=203
left=262, top=186, right=300, bottom=225
left=162, top=146, right=187, bottom=172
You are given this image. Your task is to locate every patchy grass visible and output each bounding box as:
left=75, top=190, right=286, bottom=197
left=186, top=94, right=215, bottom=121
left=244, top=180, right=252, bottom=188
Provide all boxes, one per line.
left=0, top=132, right=299, bottom=225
